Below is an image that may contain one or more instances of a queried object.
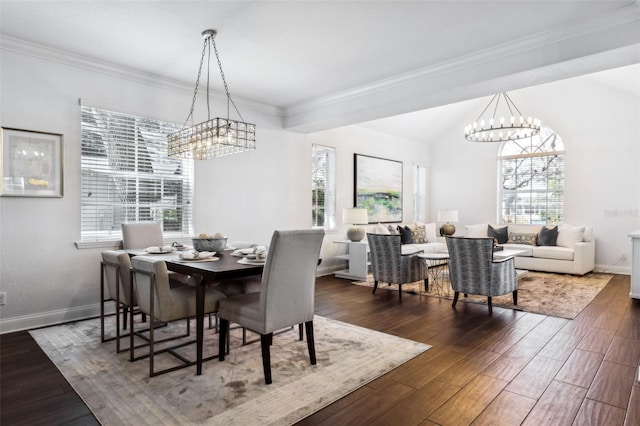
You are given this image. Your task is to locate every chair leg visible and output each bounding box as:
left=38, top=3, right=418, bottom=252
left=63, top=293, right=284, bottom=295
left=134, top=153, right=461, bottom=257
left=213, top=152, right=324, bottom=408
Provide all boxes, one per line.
left=398, top=284, right=402, bottom=300
left=123, top=306, right=129, bottom=330
left=513, top=290, right=518, bottom=305
left=372, top=280, right=379, bottom=294
left=424, top=278, right=429, bottom=292
left=219, top=318, right=229, bottom=361
left=261, top=333, right=273, bottom=385
left=305, top=321, right=317, bottom=365
left=298, top=323, right=303, bottom=341
left=487, top=296, right=493, bottom=314
left=452, top=291, right=459, bottom=307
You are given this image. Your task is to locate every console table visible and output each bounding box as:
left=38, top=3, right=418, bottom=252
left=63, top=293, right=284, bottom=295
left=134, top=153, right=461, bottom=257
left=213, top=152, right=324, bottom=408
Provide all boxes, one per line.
left=629, top=230, right=640, bottom=299
left=334, top=240, right=369, bottom=280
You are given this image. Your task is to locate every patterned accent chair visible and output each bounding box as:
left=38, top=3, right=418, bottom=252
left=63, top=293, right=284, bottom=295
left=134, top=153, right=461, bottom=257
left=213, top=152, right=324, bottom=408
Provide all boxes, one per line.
left=445, top=236, right=518, bottom=314
left=367, top=233, right=428, bottom=300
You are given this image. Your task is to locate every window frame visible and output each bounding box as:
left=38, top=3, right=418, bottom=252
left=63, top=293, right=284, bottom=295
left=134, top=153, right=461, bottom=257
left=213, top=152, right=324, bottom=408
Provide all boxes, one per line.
left=311, top=144, right=337, bottom=231
left=80, top=105, right=194, bottom=243
left=498, top=126, right=565, bottom=225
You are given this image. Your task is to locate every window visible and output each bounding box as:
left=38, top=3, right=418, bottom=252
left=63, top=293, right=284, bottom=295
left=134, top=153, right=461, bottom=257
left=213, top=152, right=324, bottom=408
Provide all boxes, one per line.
left=413, top=165, right=427, bottom=222
left=498, top=126, right=564, bottom=225
left=311, top=144, right=336, bottom=230
left=80, top=105, right=194, bottom=242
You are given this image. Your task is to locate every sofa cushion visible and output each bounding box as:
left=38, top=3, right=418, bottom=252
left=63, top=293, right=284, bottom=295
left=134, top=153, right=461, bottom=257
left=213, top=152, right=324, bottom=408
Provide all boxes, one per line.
left=375, top=223, right=391, bottom=234
left=537, top=225, right=559, bottom=246
left=557, top=225, right=585, bottom=248
left=407, top=223, right=427, bottom=243
left=507, top=232, right=537, bottom=246
left=415, top=222, right=438, bottom=243
left=532, top=245, right=574, bottom=261
left=387, top=224, right=399, bottom=235
left=466, top=223, right=489, bottom=238
left=501, top=243, right=534, bottom=256
left=488, top=224, right=508, bottom=244
left=398, top=225, right=414, bottom=244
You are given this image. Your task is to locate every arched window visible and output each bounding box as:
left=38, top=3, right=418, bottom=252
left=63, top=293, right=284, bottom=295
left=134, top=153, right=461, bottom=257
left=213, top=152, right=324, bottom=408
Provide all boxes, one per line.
left=498, top=126, right=564, bottom=225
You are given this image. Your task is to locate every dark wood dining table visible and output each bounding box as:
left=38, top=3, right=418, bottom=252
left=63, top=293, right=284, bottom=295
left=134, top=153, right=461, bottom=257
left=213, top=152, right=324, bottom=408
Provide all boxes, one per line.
left=123, top=248, right=264, bottom=375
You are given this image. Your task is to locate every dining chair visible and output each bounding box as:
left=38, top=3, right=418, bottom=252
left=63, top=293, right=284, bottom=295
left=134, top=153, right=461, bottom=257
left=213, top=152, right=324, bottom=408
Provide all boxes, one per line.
left=130, top=255, right=227, bottom=377
left=100, top=250, right=146, bottom=353
left=446, top=236, right=518, bottom=314
left=122, top=222, right=191, bottom=287
left=218, top=229, right=324, bottom=384
left=366, top=233, right=428, bottom=300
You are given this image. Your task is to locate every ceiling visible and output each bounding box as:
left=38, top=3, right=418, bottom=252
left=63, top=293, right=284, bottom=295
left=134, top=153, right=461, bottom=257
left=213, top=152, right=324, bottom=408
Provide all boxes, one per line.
left=1, top=1, right=639, bottom=136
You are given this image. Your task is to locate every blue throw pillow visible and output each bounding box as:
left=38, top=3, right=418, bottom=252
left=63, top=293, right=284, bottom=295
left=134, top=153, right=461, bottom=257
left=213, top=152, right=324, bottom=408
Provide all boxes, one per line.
left=488, top=225, right=508, bottom=244
left=398, top=225, right=414, bottom=244
left=538, top=226, right=559, bottom=246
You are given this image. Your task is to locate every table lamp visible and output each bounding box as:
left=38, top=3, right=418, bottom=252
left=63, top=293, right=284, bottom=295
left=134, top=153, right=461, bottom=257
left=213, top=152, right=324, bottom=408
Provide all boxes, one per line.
left=343, top=208, right=369, bottom=242
left=437, top=209, right=458, bottom=236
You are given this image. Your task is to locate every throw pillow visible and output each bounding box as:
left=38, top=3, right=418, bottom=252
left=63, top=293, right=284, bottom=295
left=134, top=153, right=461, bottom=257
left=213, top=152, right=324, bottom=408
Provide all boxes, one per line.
left=375, top=223, right=390, bottom=235
left=537, top=226, right=558, bottom=246
left=556, top=224, right=585, bottom=248
left=398, top=225, right=414, bottom=244
left=387, top=224, right=399, bottom=235
left=488, top=225, right=508, bottom=244
left=466, top=223, right=489, bottom=238
left=409, top=223, right=427, bottom=243
left=415, top=221, right=437, bottom=242
left=507, top=232, right=537, bottom=246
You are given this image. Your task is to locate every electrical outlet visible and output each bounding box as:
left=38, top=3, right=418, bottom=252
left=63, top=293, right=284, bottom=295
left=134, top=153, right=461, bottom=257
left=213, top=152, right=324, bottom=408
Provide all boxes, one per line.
left=621, top=253, right=628, bottom=261
left=0, top=292, right=5, bottom=306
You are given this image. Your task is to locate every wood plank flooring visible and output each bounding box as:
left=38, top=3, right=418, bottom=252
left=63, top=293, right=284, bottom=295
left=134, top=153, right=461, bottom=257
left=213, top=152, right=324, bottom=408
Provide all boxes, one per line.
left=1, top=273, right=639, bottom=425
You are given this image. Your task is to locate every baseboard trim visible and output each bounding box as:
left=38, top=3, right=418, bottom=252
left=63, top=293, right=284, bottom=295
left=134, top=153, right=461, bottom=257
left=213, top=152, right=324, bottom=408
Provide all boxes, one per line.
left=0, top=302, right=113, bottom=335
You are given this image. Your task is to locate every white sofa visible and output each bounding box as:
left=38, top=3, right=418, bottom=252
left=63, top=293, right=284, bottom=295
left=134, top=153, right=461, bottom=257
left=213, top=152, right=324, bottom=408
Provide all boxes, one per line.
left=374, top=222, right=447, bottom=254
left=465, top=223, right=595, bottom=275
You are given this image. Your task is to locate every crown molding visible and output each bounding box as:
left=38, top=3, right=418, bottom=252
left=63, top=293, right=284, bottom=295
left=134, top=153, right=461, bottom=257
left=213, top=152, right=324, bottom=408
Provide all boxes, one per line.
left=284, top=2, right=640, bottom=125
left=0, top=35, right=282, bottom=119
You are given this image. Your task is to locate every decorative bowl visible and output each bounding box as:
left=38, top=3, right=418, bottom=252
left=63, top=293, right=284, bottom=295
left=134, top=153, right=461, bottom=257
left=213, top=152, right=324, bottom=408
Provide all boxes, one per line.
left=191, top=237, right=228, bottom=252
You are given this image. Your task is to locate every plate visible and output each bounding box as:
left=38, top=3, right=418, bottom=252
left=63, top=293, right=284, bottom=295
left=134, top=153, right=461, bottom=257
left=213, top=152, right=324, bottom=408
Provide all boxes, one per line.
left=238, top=258, right=266, bottom=265
left=178, top=256, right=219, bottom=262
left=145, top=246, right=176, bottom=254
left=179, top=251, right=215, bottom=260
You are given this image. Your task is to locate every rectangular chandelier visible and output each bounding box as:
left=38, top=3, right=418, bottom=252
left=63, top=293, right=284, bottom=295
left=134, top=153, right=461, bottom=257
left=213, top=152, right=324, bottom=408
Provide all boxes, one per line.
left=167, top=118, right=255, bottom=160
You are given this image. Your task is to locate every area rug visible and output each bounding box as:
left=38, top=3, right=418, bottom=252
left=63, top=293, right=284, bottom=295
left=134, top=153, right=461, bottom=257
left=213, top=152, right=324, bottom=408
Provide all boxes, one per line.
left=353, top=271, right=612, bottom=319
left=29, top=314, right=430, bottom=425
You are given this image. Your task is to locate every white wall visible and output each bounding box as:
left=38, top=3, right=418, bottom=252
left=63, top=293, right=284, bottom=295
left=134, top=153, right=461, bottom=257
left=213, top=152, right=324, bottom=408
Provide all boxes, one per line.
left=430, top=78, right=640, bottom=273
left=0, top=45, right=428, bottom=333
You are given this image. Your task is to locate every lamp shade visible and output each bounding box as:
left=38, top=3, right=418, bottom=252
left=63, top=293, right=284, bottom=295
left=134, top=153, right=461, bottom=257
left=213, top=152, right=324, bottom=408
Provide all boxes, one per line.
left=437, top=210, right=458, bottom=223
left=343, top=208, right=369, bottom=225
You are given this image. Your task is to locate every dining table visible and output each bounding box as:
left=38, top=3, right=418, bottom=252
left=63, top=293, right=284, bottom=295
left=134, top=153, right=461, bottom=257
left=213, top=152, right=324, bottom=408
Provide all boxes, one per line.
left=122, top=247, right=264, bottom=375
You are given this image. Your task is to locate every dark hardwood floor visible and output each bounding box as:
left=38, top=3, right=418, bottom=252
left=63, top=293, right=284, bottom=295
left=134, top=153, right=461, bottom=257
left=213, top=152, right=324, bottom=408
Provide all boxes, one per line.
left=2, top=273, right=639, bottom=425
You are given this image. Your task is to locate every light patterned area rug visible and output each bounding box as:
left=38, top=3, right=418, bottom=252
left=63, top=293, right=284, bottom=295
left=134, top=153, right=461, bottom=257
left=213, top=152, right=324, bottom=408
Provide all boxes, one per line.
left=354, top=271, right=612, bottom=319
left=30, top=315, right=429, bottom=425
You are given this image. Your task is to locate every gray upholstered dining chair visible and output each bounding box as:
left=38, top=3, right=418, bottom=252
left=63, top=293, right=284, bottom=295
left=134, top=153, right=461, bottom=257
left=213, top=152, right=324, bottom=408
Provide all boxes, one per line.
left=101, top=250, right=146, bottom=352
left=130, top=256, right=227, bottom=377
left=445, top=236, right=518, bottom=314
left=366, top=233, right=428, bottom=300
left=122, top=222, right=164, bottom=249
left=122, top=222, right=191, bottom=287
left=218, top=229, right=325, bottom=384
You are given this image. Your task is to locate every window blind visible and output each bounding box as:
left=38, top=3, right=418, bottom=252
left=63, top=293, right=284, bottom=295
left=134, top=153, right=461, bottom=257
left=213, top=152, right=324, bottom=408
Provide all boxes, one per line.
left=312, top=144, right=336, bottom=230
left=498, top=127, right=564, bottom=225
left=80, top=105, right=194, bottom=242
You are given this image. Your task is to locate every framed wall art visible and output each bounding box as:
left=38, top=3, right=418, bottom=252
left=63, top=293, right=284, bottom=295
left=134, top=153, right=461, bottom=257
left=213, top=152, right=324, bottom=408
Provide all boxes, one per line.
left=1, top=127, right=63, bottom=197
left=354, top=154, right=402, bottom=223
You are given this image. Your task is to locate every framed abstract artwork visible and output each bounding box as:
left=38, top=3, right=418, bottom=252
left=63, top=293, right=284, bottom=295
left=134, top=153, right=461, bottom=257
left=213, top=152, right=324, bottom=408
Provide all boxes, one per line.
left=1, top=127, right=64, bottom=197
left=354, top=154, right=402, bottom=223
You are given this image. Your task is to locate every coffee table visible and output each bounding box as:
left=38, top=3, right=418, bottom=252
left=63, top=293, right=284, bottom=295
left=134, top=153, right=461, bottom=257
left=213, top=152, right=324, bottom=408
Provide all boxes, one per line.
left=418, top=252, right=450, bottom=297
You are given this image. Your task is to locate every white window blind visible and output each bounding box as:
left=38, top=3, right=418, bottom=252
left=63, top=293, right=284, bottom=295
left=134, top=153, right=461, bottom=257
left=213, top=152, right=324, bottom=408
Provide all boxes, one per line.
left=80, top=105, right=194, bottom=242
left=312, top=144, right=336, bottom=230
left=498, top=126, right=564, bottom=225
